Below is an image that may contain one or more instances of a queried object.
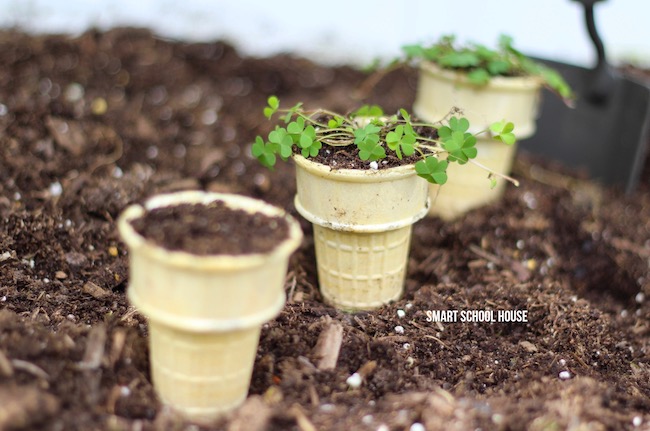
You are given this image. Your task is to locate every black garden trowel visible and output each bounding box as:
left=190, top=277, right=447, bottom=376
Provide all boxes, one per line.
left=521, top=0, right=650, bottom=193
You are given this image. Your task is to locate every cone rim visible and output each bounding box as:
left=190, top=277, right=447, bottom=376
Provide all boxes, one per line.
left=118, top=191, right=303, bottom=271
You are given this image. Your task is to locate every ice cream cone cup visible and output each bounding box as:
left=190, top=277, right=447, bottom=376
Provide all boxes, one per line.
left=413, top=61, right=542, bottom=138
left=118, top=191, right=302, bottom=422
left=428, top=137, right=518, bottom=220
left=412, top=61, right=542, bottom=219
left=293, top=155, right=428, bottom=311
left=148, top=322, right=260, bottom=421
left=313, top=224, right=413, bottom=310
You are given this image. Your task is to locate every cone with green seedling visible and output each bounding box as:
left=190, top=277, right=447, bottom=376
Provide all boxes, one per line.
left=397, top=34, right=573, bottom=219
left=252, top=96, right=516, bottom=310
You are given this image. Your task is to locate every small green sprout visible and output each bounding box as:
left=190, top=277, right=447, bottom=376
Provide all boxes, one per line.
left=386, top=125, right=417, bottom=160
left=263, top=95, right=280, bottom=119
left=490, top=120, right=517, bottom=146
left=251, top=96, right=519, bottom=186
left=351, top=105, right=384, bottom=118
left=355, top=123, right=384, bottom=161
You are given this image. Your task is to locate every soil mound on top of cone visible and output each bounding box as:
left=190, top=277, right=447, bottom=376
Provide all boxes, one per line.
left=131, top=201, right=290, bottom=255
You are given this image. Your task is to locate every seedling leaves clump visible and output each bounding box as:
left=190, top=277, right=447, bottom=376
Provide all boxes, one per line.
left=400, top=34, right=574, bottom=105
left=252, top=96, right=518, bottom=187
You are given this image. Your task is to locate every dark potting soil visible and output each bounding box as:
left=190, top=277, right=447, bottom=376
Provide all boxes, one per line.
left=130, top=201, right=290, bottom=255
left=307, top=116, right=438, bottom=170
left=310, top=145, right=424, bottom=170
left=0, top=28, right=648, bottom=431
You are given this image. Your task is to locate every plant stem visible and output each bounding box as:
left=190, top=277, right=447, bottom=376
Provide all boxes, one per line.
left=468, top=158, right=520, bottom=186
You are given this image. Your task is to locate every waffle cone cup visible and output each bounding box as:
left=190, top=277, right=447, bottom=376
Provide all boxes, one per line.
left=428, top=137, right=518, bottom=220
left=118, top=191, right=302, bottom=422
left=413, top=61, right=542, bottom=138
left=293, top=155, right=428, bottom=311
left=312, top=224, right=413, bottom=310
left=148, top=322, right=260, bottom=420
left=412, top=61, right=542, bottom=219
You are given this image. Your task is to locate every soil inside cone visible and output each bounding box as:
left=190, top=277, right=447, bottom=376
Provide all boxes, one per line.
left=130, top=201, right=290, bottom=255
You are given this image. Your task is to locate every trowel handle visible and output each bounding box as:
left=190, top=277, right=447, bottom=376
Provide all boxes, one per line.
left=571, top=0, right=612, bottom=102
left=572, top=0, right=607, bottom=68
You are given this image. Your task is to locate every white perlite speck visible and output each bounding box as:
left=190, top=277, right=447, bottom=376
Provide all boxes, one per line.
left=64, top=83, right=84, bottom=102
left=559, top=371, right=571, bottom=380
left=320, top=404, right=335, bottom=412
left=410, top=423, right=426, bottom=431
left=49, top=182, right=63, bottom=197
left=632, top=416, right=642, bottom=427
left=397, top=309, right=406, bottom=318
left=319, top=404, right=336, bottom=413
left=369, top=161, right=379, bottom=170
left=346, top=372, right=362, bottom=388
left=394, top=325, right=405, bottom=334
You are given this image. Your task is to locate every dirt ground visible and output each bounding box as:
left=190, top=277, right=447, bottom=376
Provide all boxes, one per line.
left=0, top=28, right=648, bottom=431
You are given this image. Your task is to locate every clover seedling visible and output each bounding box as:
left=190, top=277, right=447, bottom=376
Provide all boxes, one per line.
left=252, top=96, right=519, bottom=187
left=490, top=121, right=517, bottom=146
left=401, top=34, right=574, bottom=106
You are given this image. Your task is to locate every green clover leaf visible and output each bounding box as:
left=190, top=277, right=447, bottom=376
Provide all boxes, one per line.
left=251, top=136, right=277, bottom=169
left=415, top=157, right=449, bottom=185
left=355, top=124, right=384, bottom=161
left=301, top=138, right=322, bottom=158
left=357, top=137, right=385, bottom=161
left=298, top=125, right=321, bottom=157
left=287, top=117, right=305, bottom=135
left=490, top=120, right=516, bottom=146
left=438, top=117, right=476, bottom=163
left=399, top=108, right=411, bottom=122
left=449, top=116, right=470, bottom=133
left=263, top=96, right=279, bottom=119
left=354, top=123, right=381, bottom=145
left=402, top=44, right=426, bottom=60
left=439, top=51, right=480, bottom=68
left=386, top=125, right=416, bottom=159
left=400, top=133, right=416, bottom=155
left=328, top=116, right=344, bottom=129
left=386, top=125, right=403, bottom=157
left=467, top=68, right=491, bottom=85
left=487, top=59, right=510, bottom=75
left=441, top=134, right=475, bottom=163
left=352, top=105, right=384, bottom=118
left=268, top=127, right=293, bottom=158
